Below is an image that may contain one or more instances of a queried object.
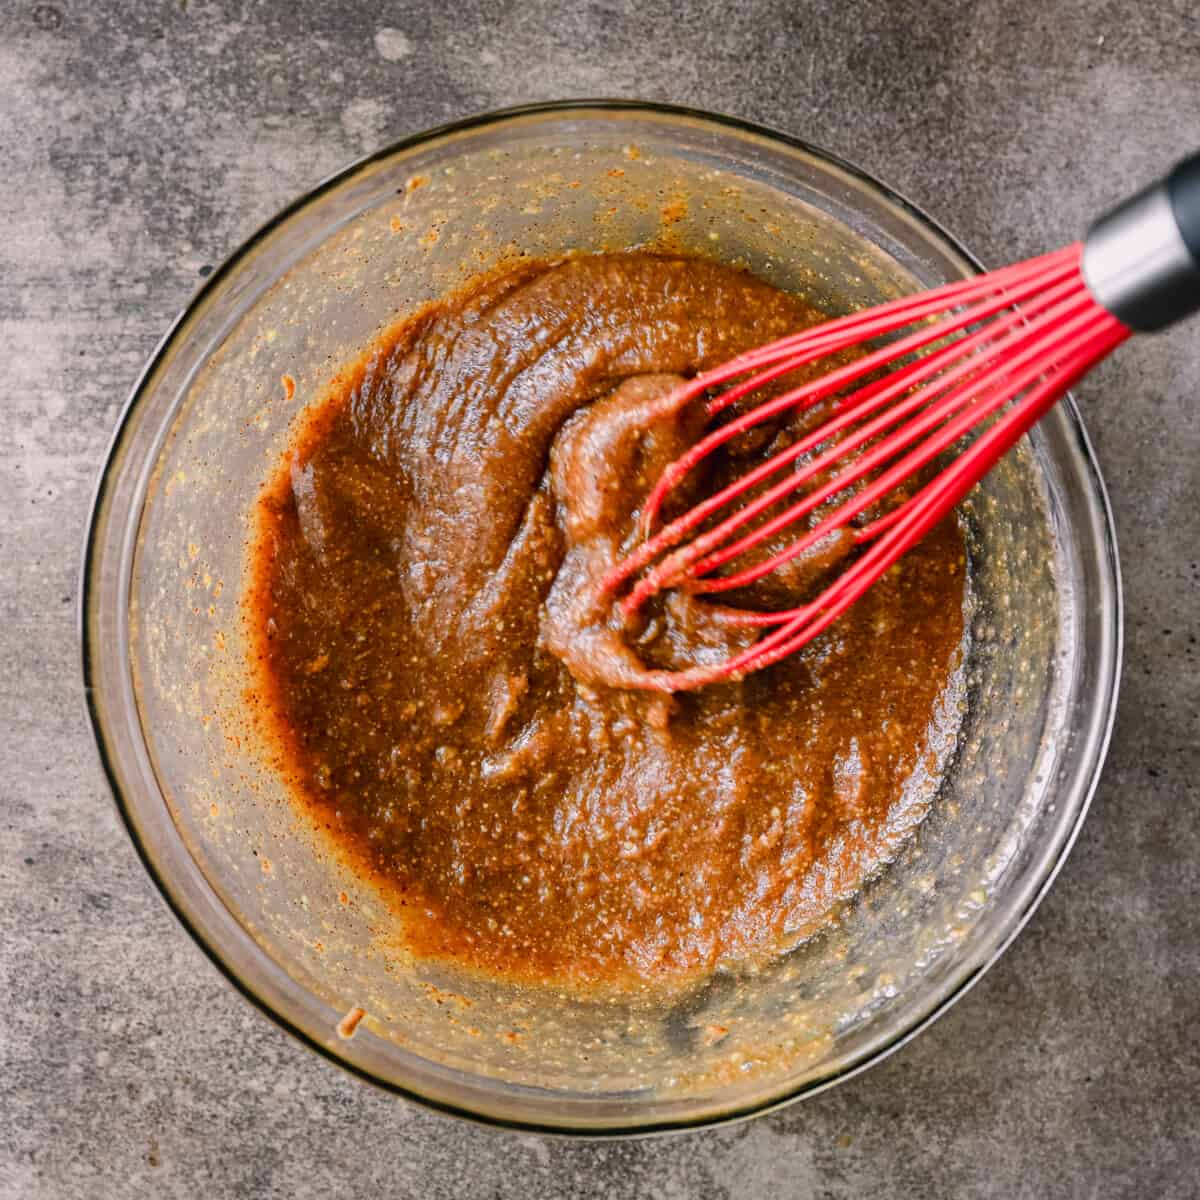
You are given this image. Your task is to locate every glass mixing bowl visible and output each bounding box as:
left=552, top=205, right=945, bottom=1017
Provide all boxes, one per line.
left=81, top=102, right=1120, bottom=1134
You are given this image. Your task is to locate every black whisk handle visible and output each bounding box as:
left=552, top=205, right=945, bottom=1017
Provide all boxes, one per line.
left=1167, top=153, right=1200, bottom=265
left=1082, top=150, right=1200, bottom=332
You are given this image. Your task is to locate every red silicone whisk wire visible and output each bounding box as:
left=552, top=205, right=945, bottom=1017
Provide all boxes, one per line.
left=604, top=245, right=1131, bottom=691
left=619, top=280, right=1099, bottom=613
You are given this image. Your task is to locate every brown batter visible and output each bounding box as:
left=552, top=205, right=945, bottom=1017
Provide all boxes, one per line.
left=247, top=252, right=966, bottom=988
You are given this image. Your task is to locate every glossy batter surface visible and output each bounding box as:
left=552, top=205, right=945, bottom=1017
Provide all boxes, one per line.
left=248, top=253, right=966, bottom=987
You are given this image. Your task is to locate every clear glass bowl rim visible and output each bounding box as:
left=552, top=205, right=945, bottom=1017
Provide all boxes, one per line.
left=79, top=99, right=1122, bottom=1137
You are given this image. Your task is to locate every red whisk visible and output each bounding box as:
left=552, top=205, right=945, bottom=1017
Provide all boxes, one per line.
left=603, top=153, right=1200, bottom=691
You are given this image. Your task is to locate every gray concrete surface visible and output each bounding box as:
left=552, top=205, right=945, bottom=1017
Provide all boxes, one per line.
left=3, top=1, right=1198, bottom=1196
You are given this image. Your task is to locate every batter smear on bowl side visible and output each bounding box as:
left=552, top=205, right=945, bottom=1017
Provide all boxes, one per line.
left=246, top=252, right=967, bottom=988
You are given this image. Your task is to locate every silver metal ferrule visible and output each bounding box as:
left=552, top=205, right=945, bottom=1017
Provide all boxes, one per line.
left=1082, top=181, right=1200, bottom=332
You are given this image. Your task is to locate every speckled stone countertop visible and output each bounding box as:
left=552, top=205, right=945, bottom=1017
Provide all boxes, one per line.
left=3, top=2, right=1198, bottom=1196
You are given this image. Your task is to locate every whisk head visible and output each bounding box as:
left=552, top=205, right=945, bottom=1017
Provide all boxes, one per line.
left=602, top=243, right=1130, bottom=691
